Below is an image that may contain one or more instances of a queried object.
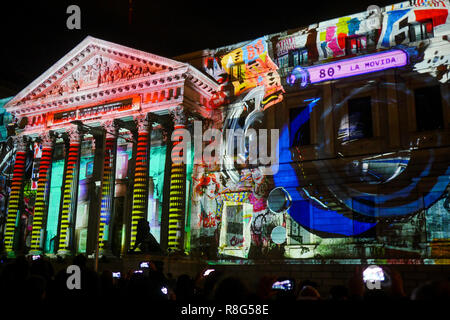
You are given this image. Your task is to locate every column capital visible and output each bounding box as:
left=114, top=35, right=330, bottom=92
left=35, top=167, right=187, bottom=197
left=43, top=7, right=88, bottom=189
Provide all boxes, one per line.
left=65, top=127, right=83, bottom=142
left=12, top=134, right=28, bottom=152
left=169, top=106, right=186, bottom=125
left=134, top=113, right=151, bottom=132
left=38, top=131, right=56, bottom=148
left=101, top=119, right=118, bottom=139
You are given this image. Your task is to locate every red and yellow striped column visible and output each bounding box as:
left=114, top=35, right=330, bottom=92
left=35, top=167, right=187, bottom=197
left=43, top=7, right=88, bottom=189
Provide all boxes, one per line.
left=98, top=121, right=117, bottom=255
left=3, top=135, right=28, bottom=256
left=167, top=106, right=187, bottom=251
left=129, top=114, right=151, bottom=249
left=29, top=132, right=55, bottom=254
left=57, top=128, right=82, bottom=255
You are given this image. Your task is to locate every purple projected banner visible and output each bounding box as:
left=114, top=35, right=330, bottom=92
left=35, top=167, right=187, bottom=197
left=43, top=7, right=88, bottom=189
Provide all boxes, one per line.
left=286, top=50, right=409, bottom=87
left=308, top=50, right=408, bottom=83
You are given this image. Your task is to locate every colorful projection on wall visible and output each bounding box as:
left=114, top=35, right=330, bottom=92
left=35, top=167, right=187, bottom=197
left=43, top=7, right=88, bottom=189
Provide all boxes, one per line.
left=113, top=141, right=132, bottom=255
left=204, top=37, right=285, bottom=110
left=189, top=74, right=449, bottom=261
left=74, top=142, right=94, bottom=254
left=270, top=84, right=450, bottom=259
left=2, top=1, right=450, bottom=263
left=147, top=133, right=167, bottom=244
left=116, top=143, right=132, bottom=179
left=191, top=165, right=277, bottom=259
left=319, top=16, right=366, bottom=58
left=0, top=97, right=13, bottom=141
left=379, top=1, right=448, bottom=48
left=275, top=1, right=450, bottom=83
left=45, top=158, right=64, bottom=253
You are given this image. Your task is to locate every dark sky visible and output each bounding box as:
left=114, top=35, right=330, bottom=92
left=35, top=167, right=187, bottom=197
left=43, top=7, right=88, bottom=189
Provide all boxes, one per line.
left=0, top=0, right=398, bottom=98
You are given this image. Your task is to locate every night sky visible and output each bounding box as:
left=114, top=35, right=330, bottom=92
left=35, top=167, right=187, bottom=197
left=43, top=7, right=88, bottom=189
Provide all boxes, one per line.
left=0, top=0, right=398, bottom=98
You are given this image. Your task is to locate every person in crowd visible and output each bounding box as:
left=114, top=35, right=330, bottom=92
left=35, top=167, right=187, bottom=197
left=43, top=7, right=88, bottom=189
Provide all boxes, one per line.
left=329, top=285, right=349, bottom=301
left=297, top=285, right=321, bottom=300
left=130, top=218, right=162, bottom=254
left=175, top=274, right=195, bottom=301
left=212, top=276, right=248, bottom=302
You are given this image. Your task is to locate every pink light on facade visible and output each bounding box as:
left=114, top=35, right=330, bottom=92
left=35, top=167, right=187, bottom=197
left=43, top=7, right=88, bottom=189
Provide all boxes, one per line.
left=307, top=49, right=408, bottom=83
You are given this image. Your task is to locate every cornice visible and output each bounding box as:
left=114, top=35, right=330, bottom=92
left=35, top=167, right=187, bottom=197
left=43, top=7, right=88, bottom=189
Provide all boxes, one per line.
left=185, top=65, right=220, bottom=98
left=8, top=68, right=189, bottom=116
left=7, top=67, right=220, bottom=118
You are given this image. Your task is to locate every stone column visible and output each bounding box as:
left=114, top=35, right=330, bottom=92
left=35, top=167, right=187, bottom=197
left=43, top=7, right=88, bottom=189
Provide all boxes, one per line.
left=3, top=135, right=28, bottom=256
left=97, top=120, right=118, bottom=255
left=57, top=128, right=83, bottom=255
left=129, top=114, right=151, bottom=250
left=167, top=106, right=187, bottom=251
left=29, top=131, right=55, bottom=254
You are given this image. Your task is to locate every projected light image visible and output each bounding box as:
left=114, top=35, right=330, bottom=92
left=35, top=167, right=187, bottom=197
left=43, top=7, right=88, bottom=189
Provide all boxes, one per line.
left=271, top=84, right=450, bottom=259
left=288, top=50, right=408, bottom=87
left=147, top=132, right=168, bottom=244
left=0, top=0, right=449, bottom=265
left=74, top=143, right=94, bottom=254
left=45, top=159, right=64, bottom=253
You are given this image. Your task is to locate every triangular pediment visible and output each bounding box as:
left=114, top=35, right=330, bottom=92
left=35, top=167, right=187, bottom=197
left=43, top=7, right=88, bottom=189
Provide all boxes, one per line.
left=6, top=36, right=187, bottom=108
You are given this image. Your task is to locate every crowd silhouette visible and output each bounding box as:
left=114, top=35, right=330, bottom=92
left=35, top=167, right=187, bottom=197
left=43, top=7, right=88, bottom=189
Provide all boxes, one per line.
left=1, top=254, right=449, bottom=308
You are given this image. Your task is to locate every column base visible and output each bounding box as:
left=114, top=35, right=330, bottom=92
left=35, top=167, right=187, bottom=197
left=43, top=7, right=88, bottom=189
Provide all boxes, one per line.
left=28, top=250, right=43, bottom=256
left=56, top=249, right=72, bottom=258
left=99, top=248, right=115, bottom=259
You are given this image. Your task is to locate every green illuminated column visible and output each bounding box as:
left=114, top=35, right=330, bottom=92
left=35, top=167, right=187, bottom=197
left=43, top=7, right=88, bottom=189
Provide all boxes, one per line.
left=57, top=128, right=83, bottom=255
left=3, top=135, right=29, bottom=257
left=167, top=106, right=187, bottom=252
left=29, top=131, right=55, bottom=254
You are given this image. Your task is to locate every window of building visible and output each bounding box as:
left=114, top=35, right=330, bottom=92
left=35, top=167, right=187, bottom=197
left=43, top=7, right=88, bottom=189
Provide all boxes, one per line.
left=414, top=85, right=444, bottom=132
left=409, top=20, right=433, bottom=42
left=346, top=35, right=367, bottom=55
left=277, top=54, right=289, bottom=69
left=345, top=96, right=373, bottom=141
left=288, top=48, right=308, bottom=67
left=230, top=62, right=245, bottom=82
left=290, top=106, right=311, bottom=147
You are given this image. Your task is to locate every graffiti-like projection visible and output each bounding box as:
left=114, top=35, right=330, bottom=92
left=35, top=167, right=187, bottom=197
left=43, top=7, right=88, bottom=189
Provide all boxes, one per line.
left=276, top=1, right=450, bottom=83
left=205, top=37, right=284, bottom=110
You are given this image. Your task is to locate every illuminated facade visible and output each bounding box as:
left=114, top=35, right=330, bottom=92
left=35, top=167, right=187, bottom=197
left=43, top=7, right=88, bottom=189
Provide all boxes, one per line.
left=1, top=0, right=450, bottom=263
